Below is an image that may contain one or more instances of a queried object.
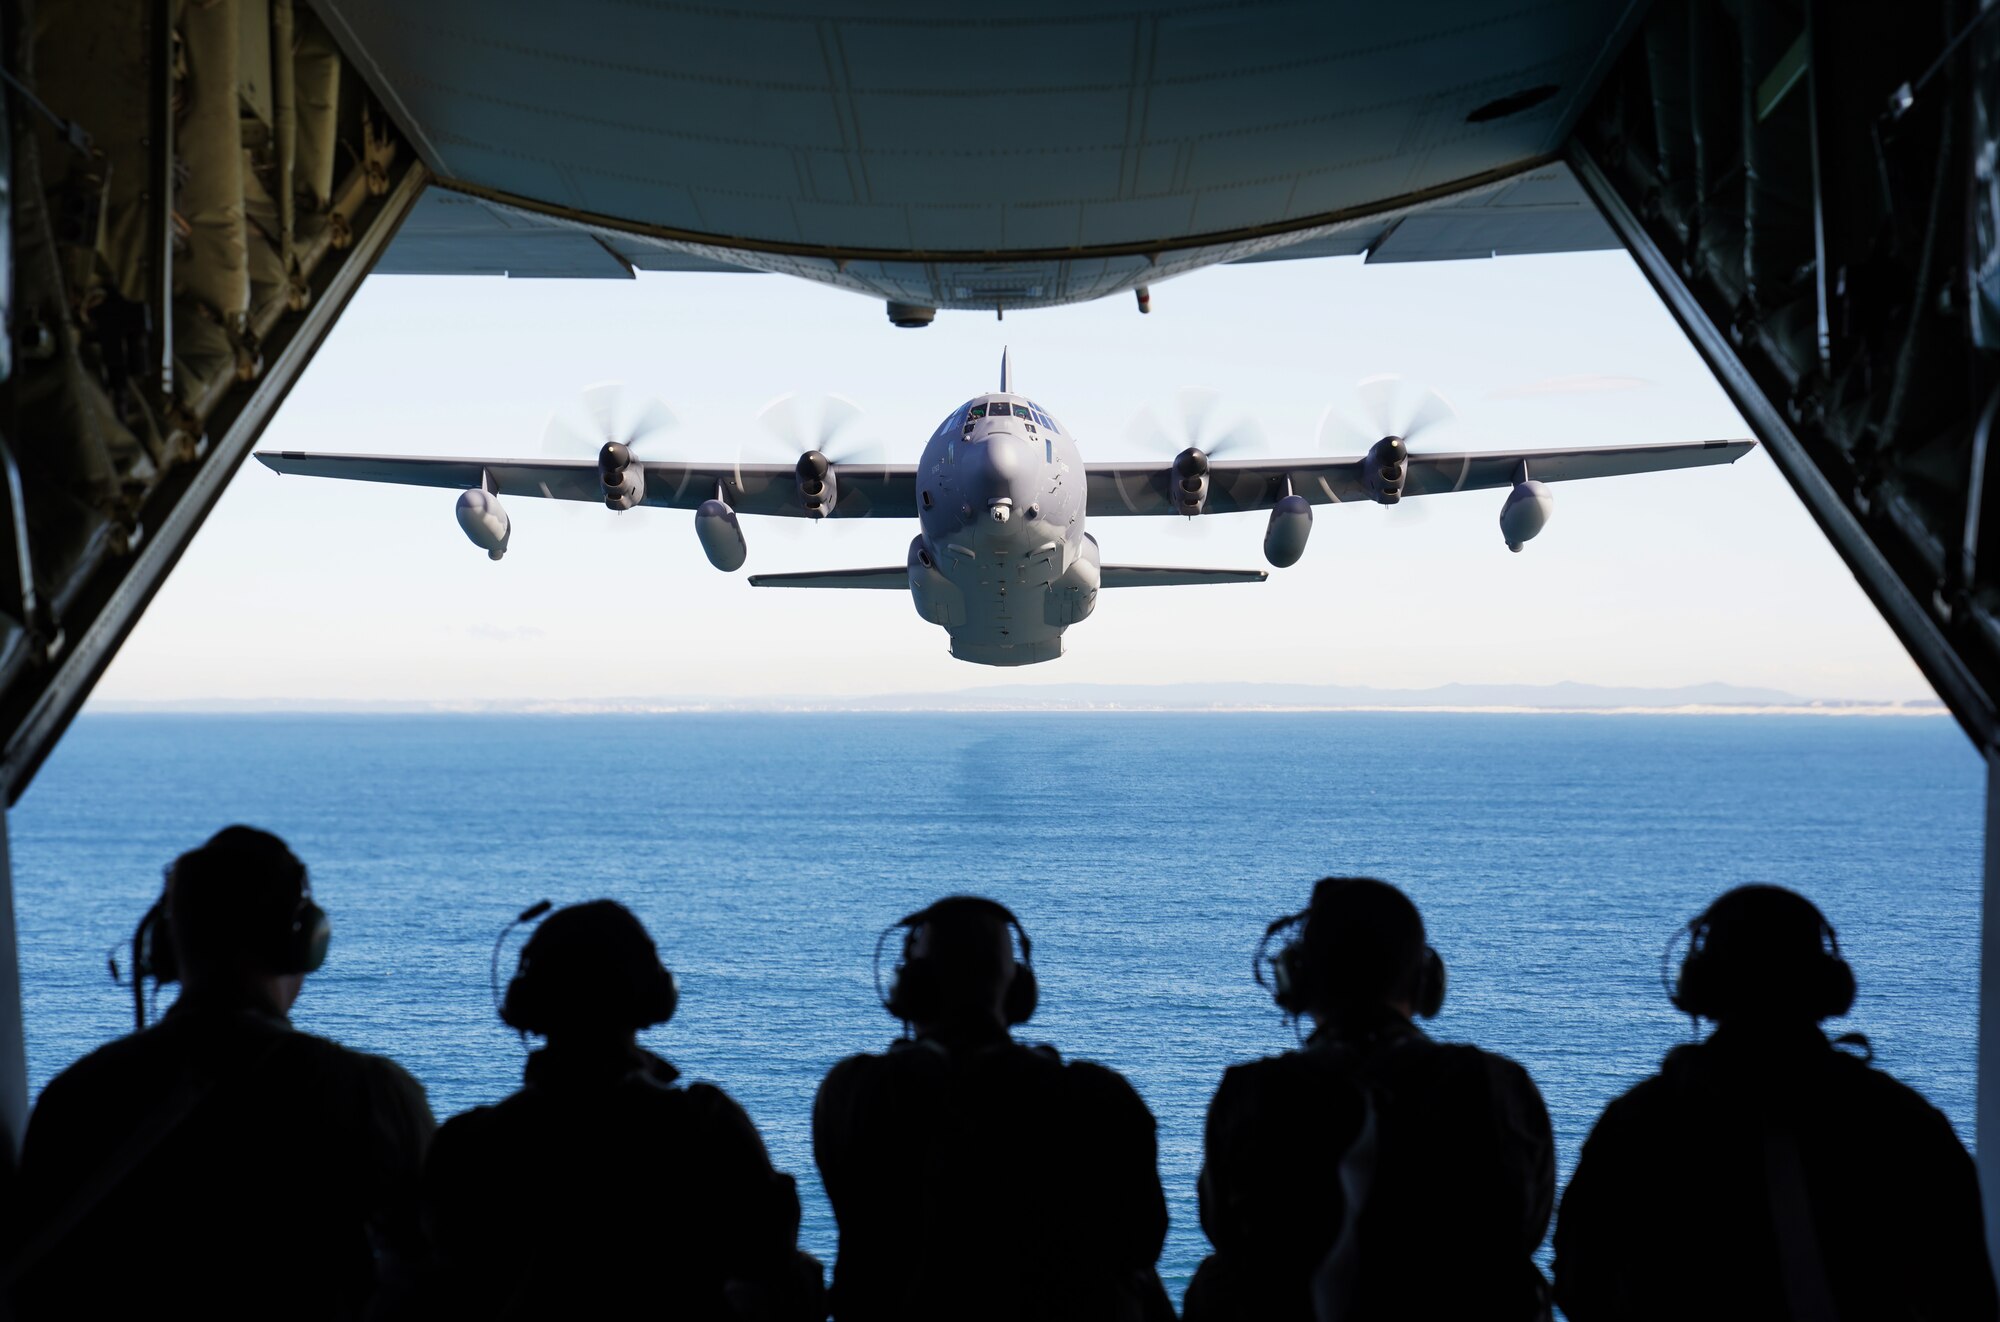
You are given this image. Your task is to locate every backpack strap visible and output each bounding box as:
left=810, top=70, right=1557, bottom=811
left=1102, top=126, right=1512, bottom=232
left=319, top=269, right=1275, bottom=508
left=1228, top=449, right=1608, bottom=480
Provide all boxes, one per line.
left=1763, top=1126, right=1841, bottom=1322
left=6, top=1027, right=295, bottom=1290
left=1309, top=1085, right=1380, bottom=1321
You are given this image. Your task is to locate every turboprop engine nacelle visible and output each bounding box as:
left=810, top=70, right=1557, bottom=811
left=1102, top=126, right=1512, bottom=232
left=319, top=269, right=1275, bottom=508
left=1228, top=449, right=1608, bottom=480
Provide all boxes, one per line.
left=908, top=535, right=966, bottom=626
left=1362, top=436, right=1407, bottom=503
left=1173, top=447, right=1209, bottom=516
left=456, top=487, right=510, bottom=560
left=1046, top=533, right=1101, bottom=627
left=797, top=450, right=836, bottom=517
left=1264, top=494, right=1313, bottom=567
left=599, top=441, right=644, bottom=511
left=1500, top=479, right=1554, bottom=551
left=695, top=497, right=747, bottom=571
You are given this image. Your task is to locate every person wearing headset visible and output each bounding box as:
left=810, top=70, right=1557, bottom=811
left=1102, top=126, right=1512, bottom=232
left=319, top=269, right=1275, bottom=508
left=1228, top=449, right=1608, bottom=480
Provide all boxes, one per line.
left=1554, top=884, right=1997, bottom=1321
left=421, top=900, right=823, bottom=1320
left=12, top=826, right=436, bottom=1320
left=1184, top=877, right=1554, bottom=1322
left=812, top=895, right=1174, bottom=1322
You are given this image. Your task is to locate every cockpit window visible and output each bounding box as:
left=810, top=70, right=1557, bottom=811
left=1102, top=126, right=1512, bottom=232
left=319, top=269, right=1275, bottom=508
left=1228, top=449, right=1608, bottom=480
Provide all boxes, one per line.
left=968, top=403, right=987, bottom=418
left=1012, top=404, right=1033, bottom=419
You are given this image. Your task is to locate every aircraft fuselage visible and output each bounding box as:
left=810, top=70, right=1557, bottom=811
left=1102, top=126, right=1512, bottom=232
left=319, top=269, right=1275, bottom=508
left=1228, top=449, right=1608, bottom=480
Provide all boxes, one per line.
left=909, top=393, right=1096, bottom=666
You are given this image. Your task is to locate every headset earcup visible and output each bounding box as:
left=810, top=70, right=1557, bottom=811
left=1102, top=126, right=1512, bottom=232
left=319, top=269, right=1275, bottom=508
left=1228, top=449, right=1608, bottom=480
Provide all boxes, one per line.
left=884, top=959, right=935, bottom=1023
left=138, top=897, right=179, bottom=984
left=1003, top=960, right=1038, bottom=1026
left=1270, top=943, right=1309, bottom=1015
left=1670, top=949, right=1707, bottom=1017
left=1820, top=957, right=1856, bottom=1019
left=1416, top=947, right=1446, bottom=1019
left=500, top=973, right=540, bottom=1035
left=647, top=967, right=679, bottom=1028
left=288, top=901, right=331, bottom=975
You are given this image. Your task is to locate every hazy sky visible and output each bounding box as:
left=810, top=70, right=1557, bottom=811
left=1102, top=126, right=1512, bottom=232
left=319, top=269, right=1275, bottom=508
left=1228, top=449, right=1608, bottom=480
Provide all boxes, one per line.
left=91, top=245, right=1934, bottom=703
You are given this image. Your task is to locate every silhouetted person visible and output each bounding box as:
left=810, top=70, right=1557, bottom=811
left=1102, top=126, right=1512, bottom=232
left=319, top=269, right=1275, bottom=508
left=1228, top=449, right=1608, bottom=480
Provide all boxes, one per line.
left=1185, top=877, right=1554, bottom=1322
left=423, top=900, right=823, bottom=1320
left=814, top=896, right=1173, bottom=1322
left=1555, top=884, right=1997, bottom=1321
left=12, top=826, right=435, bottom=1320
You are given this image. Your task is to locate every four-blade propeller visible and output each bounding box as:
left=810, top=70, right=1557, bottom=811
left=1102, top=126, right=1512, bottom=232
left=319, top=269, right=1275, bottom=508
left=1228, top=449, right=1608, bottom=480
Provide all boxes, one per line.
left=542, top=380, right=679, bottom=463
left=1317, top=374, right=1459, bottom=519
left=1316, top=373, right=1457, bottom=453
left=747, top=392, right=885, bottom=469
left=541, top=382, right=681, bottom=524
left=733, top=392, right=888, bottom=524
left=1125, top=387, right=1267, bottom=527
left=1127, top=386, right=1265, bottom=463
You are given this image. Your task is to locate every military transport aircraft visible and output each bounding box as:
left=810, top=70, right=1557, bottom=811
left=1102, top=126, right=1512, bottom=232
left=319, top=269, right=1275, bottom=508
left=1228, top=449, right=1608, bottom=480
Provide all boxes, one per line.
left=256, top=352, right=1754, bottom=667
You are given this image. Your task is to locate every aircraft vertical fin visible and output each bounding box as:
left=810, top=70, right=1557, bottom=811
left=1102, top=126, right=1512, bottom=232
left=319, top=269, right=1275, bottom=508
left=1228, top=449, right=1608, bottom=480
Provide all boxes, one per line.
left=999, top=347, right=1011, bottom=394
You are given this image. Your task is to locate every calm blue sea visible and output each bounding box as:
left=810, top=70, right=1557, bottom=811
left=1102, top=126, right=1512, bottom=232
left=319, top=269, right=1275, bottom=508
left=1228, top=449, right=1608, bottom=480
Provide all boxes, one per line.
left=10, top=712, right=1985, bottom=1301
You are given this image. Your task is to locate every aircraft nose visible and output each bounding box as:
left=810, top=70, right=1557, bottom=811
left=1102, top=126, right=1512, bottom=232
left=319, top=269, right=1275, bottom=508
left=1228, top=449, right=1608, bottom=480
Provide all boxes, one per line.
left=972, top=433, right=1037, bottom=510
left=985, top=432, right=1028, bottom=480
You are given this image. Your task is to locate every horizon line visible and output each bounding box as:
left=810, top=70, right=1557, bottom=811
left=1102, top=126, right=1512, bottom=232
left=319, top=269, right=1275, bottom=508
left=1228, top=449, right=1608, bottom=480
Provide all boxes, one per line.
left=79, top=700, right=1947, bottom=717
left=78, top=678, right=1948, bottom=714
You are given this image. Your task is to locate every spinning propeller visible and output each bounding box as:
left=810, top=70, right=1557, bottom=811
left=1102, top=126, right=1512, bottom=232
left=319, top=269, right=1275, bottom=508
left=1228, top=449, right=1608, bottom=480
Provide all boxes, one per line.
left=1316, top=375, right=1459, bottom=519
left=739, top=393, right=887, bottom=528
left=542, top=380, right=679, bottom=462
left=1127, top=387, right=1265, bottom=461
left=1127, top=388, right=1265, bottom=526
left=1316, top=374, right=1456, bottom=451
left=744, top=392, right=885, bottom=471
left=541, top=382, right=679, bottom=522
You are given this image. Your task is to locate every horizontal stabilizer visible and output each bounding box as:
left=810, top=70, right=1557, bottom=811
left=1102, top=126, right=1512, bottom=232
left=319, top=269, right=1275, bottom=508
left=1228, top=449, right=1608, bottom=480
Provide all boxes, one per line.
left=748, top=567, right=907, bottom=589
left=1100, top=566, right=1268, bottom=587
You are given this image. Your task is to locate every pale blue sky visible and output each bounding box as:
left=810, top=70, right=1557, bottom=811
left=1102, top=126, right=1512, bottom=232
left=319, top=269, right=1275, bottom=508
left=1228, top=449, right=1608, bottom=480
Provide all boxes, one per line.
left=92, top=248, right=1934, bottom=702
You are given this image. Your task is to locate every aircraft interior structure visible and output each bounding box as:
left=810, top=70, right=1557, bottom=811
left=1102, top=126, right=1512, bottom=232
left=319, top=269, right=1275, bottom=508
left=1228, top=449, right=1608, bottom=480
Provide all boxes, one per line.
left=0, top=0, right=1995, bottom=1271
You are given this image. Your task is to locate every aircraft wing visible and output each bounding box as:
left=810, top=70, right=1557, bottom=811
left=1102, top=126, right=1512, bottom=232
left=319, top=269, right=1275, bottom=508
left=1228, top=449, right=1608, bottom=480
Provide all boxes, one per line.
left=1083, top=440, right=1755, bottom=516
left=254, top=452, right=920, bottom=519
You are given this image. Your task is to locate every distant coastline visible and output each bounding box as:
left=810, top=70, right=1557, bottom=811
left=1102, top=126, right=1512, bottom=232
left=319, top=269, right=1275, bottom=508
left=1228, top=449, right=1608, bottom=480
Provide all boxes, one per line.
left=84, top=681, right=1947, bottom=717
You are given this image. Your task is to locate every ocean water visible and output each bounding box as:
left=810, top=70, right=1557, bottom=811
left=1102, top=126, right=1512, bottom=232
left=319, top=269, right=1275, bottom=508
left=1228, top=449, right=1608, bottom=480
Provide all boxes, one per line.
left=10, top=712, right=1985, bottom=1301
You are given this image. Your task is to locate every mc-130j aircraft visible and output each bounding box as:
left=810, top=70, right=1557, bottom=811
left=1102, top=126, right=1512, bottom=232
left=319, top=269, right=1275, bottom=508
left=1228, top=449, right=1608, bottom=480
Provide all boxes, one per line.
left=257, top=352, right=1754, bottom=666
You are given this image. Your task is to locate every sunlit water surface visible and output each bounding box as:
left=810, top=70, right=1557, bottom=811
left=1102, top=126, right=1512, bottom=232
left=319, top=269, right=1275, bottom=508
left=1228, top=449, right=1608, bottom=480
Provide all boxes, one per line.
left=12, top=713, right=1982, bottom=1303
